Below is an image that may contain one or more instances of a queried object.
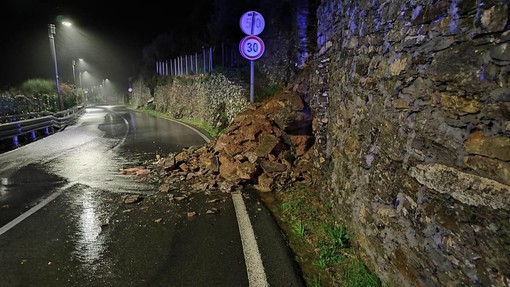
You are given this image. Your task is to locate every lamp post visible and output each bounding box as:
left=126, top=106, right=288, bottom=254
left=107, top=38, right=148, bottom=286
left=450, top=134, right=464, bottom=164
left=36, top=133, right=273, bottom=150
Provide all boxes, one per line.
left=48, top=24, right=62, bottom=111
left=79, top=70, right=89, bottom=102
left=72, top=59, right=76, bottom=87
left=72, top=58, right=84, bottom=88
left=79, top=70, right=85, bottom=89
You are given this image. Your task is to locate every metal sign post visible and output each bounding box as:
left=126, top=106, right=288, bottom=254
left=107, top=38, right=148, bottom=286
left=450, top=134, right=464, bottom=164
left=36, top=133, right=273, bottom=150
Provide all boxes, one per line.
left=239, top=11, right=265, bottom=103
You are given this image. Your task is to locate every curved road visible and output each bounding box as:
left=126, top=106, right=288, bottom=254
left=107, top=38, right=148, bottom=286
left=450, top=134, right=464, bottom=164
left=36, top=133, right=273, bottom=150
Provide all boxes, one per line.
left=0, top=106, right=304, bottom=287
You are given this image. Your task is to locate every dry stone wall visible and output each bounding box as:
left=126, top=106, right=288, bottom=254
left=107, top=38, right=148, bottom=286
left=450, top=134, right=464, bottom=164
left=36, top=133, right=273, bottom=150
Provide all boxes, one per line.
left=309, top=0, right=510, bottom=286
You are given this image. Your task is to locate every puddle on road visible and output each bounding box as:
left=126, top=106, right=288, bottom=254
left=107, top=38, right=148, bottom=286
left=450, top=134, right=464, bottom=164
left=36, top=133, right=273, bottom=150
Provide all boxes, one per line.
left=98, top=113, right=129, bottom=138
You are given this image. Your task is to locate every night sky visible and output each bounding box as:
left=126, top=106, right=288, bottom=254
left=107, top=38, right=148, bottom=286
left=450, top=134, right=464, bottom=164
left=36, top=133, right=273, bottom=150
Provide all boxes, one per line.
left=0, top=0, right=216, bottom=91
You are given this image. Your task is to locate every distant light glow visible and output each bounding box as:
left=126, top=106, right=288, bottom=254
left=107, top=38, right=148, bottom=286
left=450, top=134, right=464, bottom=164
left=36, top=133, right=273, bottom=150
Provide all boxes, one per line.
left=62, top=21, right=73, bottom=27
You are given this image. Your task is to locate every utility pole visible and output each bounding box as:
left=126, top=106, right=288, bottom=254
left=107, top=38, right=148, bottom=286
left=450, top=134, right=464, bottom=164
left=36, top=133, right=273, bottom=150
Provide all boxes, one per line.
left=48, top=24, right=63, bottom=111
left=72, top=59, right=76, bottom=87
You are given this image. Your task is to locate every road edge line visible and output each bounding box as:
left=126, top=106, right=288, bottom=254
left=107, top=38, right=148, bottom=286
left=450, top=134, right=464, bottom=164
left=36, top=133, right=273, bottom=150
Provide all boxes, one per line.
left=232, top=191, right=269, bottom=287
left=0, top=183, right=73, bottom=236
left=111, top=114, right=130, bottom=150
left=164, top=117, right=211, bottom=143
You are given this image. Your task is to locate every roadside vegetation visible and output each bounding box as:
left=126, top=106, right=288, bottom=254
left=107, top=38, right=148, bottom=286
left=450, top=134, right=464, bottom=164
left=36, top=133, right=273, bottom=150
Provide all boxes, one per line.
left=0, top=78, right=86, bottom=116
left=221, top=67, right=284, bottom=103
left=265, top=184, right=382, bottom=287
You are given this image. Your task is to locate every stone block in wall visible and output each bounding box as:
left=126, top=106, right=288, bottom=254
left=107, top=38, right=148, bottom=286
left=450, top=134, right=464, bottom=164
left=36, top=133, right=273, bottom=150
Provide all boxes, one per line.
left=410, top=163, right=510, bottom=210
left=464, top=131, right=510, bottom=161
left=464, top=155, right=510, bottom=185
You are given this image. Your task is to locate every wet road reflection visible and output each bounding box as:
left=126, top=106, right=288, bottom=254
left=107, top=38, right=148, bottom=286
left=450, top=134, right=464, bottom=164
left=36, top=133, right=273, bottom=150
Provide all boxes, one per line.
left=74, top=188, right=104, bottom=268
left=116, top=106, right=209, bottom=157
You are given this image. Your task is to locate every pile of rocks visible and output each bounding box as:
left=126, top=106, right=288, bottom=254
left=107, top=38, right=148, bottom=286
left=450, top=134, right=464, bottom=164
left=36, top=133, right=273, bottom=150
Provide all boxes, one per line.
left=149, top=90, right=316, bottom=194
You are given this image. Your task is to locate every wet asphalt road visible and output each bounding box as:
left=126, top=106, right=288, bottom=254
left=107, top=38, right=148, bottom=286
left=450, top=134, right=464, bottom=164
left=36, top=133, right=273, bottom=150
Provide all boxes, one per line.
left=0, top=106, right=305, bottom=287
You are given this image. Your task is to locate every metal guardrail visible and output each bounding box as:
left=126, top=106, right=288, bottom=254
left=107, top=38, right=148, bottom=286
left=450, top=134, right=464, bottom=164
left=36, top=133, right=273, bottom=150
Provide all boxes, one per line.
left=0, top=106, right=84, bottom=141
left=0, top=111, right=53, bottom=123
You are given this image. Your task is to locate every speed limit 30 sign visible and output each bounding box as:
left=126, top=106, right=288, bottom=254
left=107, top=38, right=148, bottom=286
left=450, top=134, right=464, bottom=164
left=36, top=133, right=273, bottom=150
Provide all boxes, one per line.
left=239, top=35, right=265, bottom=61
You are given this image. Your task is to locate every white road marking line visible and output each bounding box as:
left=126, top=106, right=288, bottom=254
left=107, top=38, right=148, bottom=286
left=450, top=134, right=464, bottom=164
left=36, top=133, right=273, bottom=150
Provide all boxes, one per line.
left=160, top=116, right=211, bottom=143
left=232, top=191, right=269, bottom=287
left=111, top=115, right=130, bottom=150
left=0, top=183, right=74, bottom=236
left=127, top=108, right=212, bottom=144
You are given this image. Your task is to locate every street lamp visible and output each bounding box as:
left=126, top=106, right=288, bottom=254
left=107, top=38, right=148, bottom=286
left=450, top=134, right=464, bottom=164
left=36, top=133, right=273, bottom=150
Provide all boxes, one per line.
left=48, top=24, right=62, bottom=111
left=48, top=19, right=73, bottom=111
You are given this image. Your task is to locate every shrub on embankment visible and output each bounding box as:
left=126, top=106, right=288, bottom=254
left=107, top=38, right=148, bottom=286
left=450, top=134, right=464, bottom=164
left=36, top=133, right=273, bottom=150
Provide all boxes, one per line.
left=129, top=73, right=250, bottom=133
